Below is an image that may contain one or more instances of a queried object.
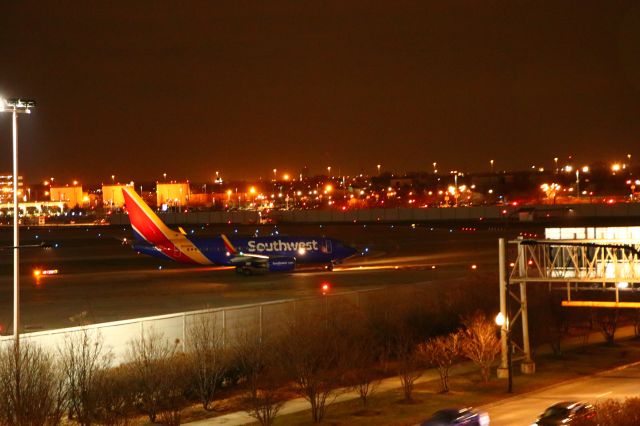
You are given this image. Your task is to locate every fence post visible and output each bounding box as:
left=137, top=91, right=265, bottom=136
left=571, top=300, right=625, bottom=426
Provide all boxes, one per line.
left=259, top=304, right=263, bottom=343
left=182, top=313, right=187, bottom=352
left=222, top=309, right=226, bottom=347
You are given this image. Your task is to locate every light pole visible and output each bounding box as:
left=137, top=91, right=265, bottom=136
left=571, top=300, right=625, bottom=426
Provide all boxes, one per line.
left=377, top=164, right=381, bottom=175
left=490, top=159, right=494, bottom=173
left=1, top=98, right=35, bottom=348
left=554, top=157, right=559, bottom=174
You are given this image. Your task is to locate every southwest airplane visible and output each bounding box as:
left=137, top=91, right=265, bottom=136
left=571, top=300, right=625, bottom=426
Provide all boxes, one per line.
left=122, top=187, right=357, bottom=274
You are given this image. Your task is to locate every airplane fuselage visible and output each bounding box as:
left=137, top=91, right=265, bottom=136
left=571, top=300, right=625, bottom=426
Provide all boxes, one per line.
left=132, top=235, right=356, bottom=266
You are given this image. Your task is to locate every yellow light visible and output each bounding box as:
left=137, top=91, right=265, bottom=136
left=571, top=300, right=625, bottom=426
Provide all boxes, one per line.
left=581, top=166, right=589, bottom=173
left=73, top=180, right=78, bottom=186
left=283, top=174, right=290, bottom=181
left=325, top=184, right=333, bottom=192
left=33, top=269, right=42, bottom=277
left=562, top=301, right=640, bottom=309
left=612, top=163, right=621, bottom=172
left=249, top=186, right=256, bottom=194
left=227, top=189, right=232, bottom=195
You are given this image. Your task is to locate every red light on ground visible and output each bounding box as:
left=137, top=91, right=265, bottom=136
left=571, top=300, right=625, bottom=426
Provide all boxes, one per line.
left=321, top=283, right=330, bottom=292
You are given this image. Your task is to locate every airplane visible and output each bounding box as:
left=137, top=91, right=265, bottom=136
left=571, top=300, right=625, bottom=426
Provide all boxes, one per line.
left=121, top=186, right=357, bottom=274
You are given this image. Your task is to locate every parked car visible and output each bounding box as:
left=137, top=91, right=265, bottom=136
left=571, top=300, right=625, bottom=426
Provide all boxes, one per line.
left=532, top=401, right=595, bottom=425
left=420, top=407, right=490, bottom=426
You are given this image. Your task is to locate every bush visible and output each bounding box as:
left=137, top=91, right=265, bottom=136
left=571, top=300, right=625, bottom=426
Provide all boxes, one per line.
left=0, top=341, right=66, bottom=426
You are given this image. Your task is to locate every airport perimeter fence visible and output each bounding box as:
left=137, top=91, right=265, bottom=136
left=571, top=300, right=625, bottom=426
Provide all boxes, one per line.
left=108, top=203, right=640, bottom=226
left=0, top=282, right=435, bottom=365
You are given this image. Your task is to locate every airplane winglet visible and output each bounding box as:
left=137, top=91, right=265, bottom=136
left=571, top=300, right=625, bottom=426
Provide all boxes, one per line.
left=220, top=234, right=237, bottom=254
left=178, top=227, right=187, bottom=235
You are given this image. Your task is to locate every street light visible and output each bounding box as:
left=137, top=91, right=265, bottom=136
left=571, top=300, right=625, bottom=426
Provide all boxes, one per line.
left=490, top=159, right=494, bottom=173
left=0, top=97, right=35, bottom=348
left=377, top=164, right=381, bottom=175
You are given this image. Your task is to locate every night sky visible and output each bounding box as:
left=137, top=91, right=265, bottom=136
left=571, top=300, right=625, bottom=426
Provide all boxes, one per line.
left=1, top=1, right=640, bottom=183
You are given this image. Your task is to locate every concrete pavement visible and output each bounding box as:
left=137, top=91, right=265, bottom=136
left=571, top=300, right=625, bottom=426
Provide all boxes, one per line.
left=480, top=361, right=640, bottom=425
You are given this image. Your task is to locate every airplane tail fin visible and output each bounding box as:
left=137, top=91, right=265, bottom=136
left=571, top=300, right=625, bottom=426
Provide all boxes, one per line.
left=220, top=234, right=237, bottom=254
left=122, top=186, right=180, bottom=244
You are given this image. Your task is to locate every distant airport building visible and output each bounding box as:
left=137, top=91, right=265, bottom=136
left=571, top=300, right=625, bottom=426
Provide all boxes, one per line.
left=102, top=184, right=129, bottom=208
left=50, top=185, right=86, bottom=208
left=156, top=182, right=190, bottom=209
left=0, top=174, right=24, bottom=203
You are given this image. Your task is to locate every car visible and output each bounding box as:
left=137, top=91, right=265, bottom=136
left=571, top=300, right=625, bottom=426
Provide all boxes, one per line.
left=531, top=401, right=596, bottom=425
left=420, top=407, right=490, bottom=426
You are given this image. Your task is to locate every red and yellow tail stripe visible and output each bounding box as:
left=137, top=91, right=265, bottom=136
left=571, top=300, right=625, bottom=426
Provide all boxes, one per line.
left=122, top=187, right=212, bottom=265
left=220, top=234, right=237, bottom=254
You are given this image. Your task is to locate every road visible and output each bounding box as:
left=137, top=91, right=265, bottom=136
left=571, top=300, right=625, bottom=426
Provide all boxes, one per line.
left=483, top=362, right=640, bottom=425
left=0, top=222, right=528, bottom=332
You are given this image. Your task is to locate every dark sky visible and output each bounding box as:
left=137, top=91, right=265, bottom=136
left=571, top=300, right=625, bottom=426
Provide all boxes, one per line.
left=1, top=1, right=640, bottom=183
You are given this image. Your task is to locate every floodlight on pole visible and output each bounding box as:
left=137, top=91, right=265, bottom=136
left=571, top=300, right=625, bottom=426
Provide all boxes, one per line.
left=0, top=97, right=36, bottom=349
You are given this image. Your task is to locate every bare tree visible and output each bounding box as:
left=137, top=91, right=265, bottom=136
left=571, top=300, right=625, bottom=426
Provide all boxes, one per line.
left=338, top=319, right=382, bottom=409
left=394, top=326, right=423, bottom=403
left=0, top=341, right=66, bottom=426
left=278, top=314, right=347, bottom=423
left=234, top=334, right=286, bottom=426
left=593, top=309, right=618, bottom=346
left=416, top=331, right=461, bottom=393
left=157, top=353, right=190, bottom=426
left=126, top=327, right=179, bottom=423
left=59, top=328, right=113, bottom=426
left=93, top=365, right=137, bottom=426
left=460, top=312, right=501, bottom=383
left=187, top=314, right=228, bottom=411
left=591, top=397, right=640, bottom=426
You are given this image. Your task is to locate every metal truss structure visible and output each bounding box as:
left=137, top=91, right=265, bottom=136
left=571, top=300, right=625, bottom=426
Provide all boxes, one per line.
left=497, top=237, right=640, bottom=380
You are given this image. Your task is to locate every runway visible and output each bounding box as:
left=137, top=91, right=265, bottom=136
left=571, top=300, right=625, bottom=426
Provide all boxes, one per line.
left=0, top=222, right=528, bottom=332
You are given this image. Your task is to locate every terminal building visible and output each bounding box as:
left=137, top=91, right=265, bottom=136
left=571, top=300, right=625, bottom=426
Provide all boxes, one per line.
left=102, top=184, right=130, bottom=208
left=0, top=174, right=23, bottom=203
left=156, top=182, right=190, bottom=209
left=50, top=185, right=87, bottom=208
